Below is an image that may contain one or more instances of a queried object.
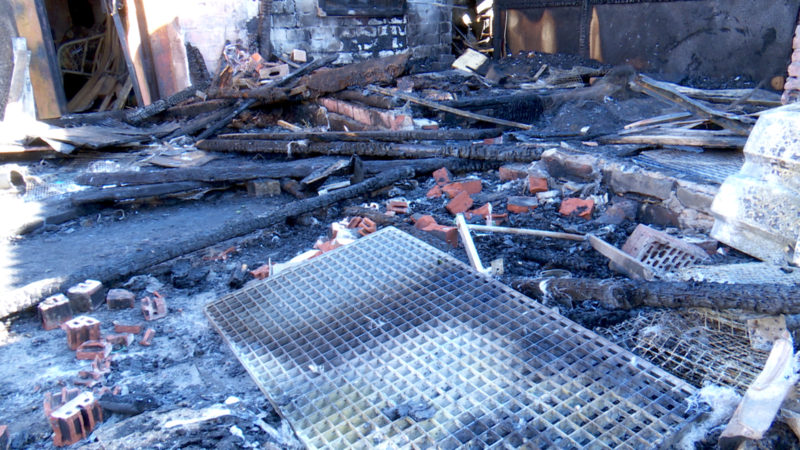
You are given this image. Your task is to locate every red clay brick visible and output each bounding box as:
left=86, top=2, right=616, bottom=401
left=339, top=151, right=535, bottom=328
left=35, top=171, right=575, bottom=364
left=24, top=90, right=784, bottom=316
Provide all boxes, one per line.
left=528, top=175, right=549, bottom=194
left=498, top=165, right=528, bottom=181
left=140, top=328, right=156, bottom=346
left=446, top=191, right=473, bottom=215
left=141, top=293, right=167, bottom=321
left=76, top=340, right=112, bottom=361
left=48, top=392, right=102, bottom=447
left=442, top=180, right=482, bottom=199
left=386, top=199, right=409, bottom=214
left=112, top=322, right=142, bottom=334
left=507, top=196, right=539, bottom=214
left=426, top=185, right=443, bottom=198
left=421, top=224, right=459, bottom=248
left=66, top=280, right=105, bottom=313
left=413, top=215, right=437, bottom=230
left=358, top=217, right=377, bottom=236
left=64, top=316, right=101, bottom=350
left=559, top=198, right=595, bottom=220
left=432, top=167, right=450, bottom=186
left=465, top=204, right=491, bottom=220
left=39, top=294, right=73, bottom=331
left=105, top=333, right=134, bottom=348
left=106, top=289, right=135, bottom=310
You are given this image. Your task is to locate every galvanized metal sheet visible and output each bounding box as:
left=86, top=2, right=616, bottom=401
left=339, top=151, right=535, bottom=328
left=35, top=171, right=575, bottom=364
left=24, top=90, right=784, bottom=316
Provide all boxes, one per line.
left=206, top=227, right=697, bottom=448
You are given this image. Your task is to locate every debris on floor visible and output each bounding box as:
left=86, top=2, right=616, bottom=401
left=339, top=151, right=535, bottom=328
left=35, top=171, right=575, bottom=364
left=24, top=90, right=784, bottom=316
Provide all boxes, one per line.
left=2, top=4, right=800, bottom=446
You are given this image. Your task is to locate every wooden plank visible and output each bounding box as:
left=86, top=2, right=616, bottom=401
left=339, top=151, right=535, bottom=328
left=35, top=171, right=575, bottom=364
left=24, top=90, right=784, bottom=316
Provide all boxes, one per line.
left=216, top=128, right=504, bottom=142
left=587, top=234, right=655, bottom=281
left=124, top=0, right=155, bottom=104
left=11, top=0, right=67, bottom=119
left=633, top=75, right=755, bottom=136
left=368, top=86, right=533, bottom=130
left=109, top=4, right=145, bottom=106
left=599, top=131, right=747, bottom=149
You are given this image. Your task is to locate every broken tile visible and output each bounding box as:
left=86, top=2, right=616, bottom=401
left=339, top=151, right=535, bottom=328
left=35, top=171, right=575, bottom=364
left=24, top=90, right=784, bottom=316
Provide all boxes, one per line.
left=39, top=294, right=73, bottom=331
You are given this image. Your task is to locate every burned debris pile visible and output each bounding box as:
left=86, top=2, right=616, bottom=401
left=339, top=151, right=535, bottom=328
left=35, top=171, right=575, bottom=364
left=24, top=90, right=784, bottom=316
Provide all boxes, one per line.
left=2, top=32, right=800, bottom=448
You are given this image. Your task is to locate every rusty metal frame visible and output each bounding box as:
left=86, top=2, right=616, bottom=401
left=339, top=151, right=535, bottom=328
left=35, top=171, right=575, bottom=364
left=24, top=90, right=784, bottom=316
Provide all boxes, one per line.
left=206, top=227, right=699, bottom=448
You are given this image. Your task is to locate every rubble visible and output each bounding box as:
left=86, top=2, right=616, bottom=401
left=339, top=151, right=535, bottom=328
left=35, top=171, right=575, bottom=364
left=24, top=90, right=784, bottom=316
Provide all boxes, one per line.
left=3, top=6, right=800, bottom=446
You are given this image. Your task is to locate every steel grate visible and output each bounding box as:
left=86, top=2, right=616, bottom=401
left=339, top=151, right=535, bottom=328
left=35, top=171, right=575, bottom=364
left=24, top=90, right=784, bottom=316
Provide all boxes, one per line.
left=206, top=227, right=698, bottom=449
left=634, top=149, right=743, bottom=184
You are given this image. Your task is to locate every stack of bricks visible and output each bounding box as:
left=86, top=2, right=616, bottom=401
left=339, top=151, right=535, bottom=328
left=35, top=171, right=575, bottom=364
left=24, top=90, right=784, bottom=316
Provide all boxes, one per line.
left=784, top=21, right=800, bottom=104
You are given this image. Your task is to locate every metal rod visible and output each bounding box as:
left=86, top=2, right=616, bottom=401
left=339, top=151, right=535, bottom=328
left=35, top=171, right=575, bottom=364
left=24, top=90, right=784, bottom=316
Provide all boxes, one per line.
left=456, top=214, right=491, bottom=275
left=467, top=224, right=586, bottom=241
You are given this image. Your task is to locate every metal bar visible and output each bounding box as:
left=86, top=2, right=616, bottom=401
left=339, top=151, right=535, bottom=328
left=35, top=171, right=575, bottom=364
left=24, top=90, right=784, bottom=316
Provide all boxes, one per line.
left=468, top=223, right=586, bottom=241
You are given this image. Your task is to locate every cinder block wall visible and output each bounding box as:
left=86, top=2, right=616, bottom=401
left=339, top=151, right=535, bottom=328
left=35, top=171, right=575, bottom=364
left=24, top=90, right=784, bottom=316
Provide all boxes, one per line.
left=271, top=0, right=452, bottom=64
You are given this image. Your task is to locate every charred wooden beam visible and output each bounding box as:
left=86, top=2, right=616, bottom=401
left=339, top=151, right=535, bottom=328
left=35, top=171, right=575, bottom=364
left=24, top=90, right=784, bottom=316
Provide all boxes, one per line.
left=216, top=128, right=503, bottom=142
left=125, top=85, right=204, bottom=124
left=300, top=53, right=409, bottom=95
left=196, top=139, right=543, bottom=162
left=195, top=99, right=257, bottom=140
left=331, top=89, right=400, bottom=109
left=0, top=168, right=414, bottom=319
left=513, top=277, right=800, bottom=315
left=70, top=181, right=208, bottom=205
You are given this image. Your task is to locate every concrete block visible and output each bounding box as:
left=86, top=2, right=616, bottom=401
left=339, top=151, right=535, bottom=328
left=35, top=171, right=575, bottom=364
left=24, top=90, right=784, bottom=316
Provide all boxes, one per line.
left=541, top=149, right=599, bottom=182
left=247, top=179, right=281, bottom=197
left=39, top=294, right=73, bottom=331
left=608, top=166, right=675, bottom=200
left=676, top=184, right=716, bottom=211
left=640, top=203, right=680, bottom=228
left=66, top=280, right=105, bottom=312
left=106, top=289, right=135, bottom=310
left=291, top=49, right=307, bottom=63
left=64, top=316, right=101, bottom=350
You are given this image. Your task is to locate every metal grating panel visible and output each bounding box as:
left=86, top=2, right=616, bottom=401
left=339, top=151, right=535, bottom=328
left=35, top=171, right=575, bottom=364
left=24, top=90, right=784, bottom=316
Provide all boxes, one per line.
left=206, top=227, right=698, bottom=449
left=606, top=309, right=771, bottom=393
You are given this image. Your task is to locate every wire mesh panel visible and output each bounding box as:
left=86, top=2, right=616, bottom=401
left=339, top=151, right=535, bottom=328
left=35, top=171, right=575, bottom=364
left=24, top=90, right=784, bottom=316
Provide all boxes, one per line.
left=206, top=227, right=698, bottom=449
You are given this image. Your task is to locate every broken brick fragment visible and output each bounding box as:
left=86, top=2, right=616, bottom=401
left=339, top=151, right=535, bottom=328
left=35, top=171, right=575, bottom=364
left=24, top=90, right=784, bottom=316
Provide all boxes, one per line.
left=48, top=392, right=102, bottom=447
left=446, top=191, right=473, bottom=215
left=44, top=388, right=81, bottom=418
left=64, top=316, right=101, bottom=351
left=313, top=239, right=342, bottom=253
left=413, top=215, right=437, bottom=230
left=140, top=328, right=156, bottom=346
left=250, top=263, right=273, bottom=280
left=76, top=340, right=112, bottom=360
left=106, top=289, right=135, bottom=310
left=346, top=216, right=362, bottom=229
left=39, top=294, right=73, bottom=331
left=432, top=167, right=450, bottom=186
left=141, top=292, right=167, bottom=321
left=559, top=198, right=595, bottom=220
left=465, top=203, right=491, bottom=220
left=507, top=196, right=539, bottom=214
left=442, top=179, right=482, bottom=199
left=498, top=164, right=528, bottom=181
left=0, top=425, right=7, bottom=450
left=421, top=224, right=459, bottom=248
left=113, top=322, right=142, bottom=334
left=66, top=280, right=105, bottom=313
left=386, top=199, right=409, bottom=214
left=426, top=185, right=442, bottom=198
left=528, top=175, right=549, bottom=194
left=358, top=217, right=377, bottom=236
left=105, top=333, right=134, bottom=348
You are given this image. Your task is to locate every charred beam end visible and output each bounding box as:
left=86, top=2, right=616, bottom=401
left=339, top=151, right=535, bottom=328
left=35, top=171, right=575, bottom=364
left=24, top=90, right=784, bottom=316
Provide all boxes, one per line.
left=196, top=139, right=543, bottom=163
left=0, top=168, right=413, bottom=319
left=513, top=277, right=800, bottom=315
left=124, top=84, right=207, bottom=124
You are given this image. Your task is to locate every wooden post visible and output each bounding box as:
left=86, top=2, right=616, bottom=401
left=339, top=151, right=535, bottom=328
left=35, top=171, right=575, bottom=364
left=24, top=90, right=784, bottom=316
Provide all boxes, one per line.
left=11, top=0, right=66, bottom=119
